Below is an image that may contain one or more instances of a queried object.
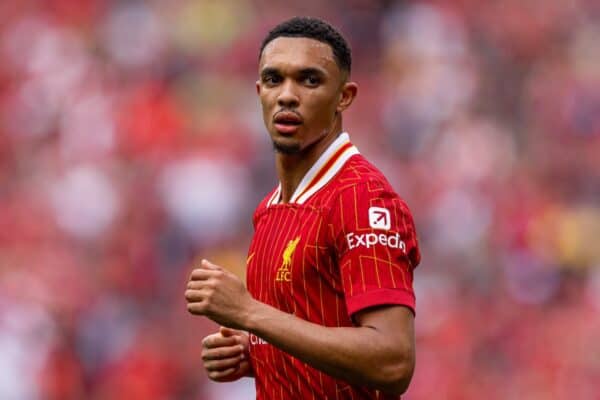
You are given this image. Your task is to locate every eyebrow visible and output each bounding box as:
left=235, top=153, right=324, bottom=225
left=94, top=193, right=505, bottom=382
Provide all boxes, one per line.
left=298, top=67, right=326, bottom=77
left=260, top=66, right=327, bottom=79
left=260, top=67, right=280, bottom=79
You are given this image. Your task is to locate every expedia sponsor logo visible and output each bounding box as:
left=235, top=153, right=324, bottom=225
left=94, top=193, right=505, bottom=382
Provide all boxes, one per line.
left=368, top=207, right=391, bottom=230
left=346, top=232, right=406, bottom=252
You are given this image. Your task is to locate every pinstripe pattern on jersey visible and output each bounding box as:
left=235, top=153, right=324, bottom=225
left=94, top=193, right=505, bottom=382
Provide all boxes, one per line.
left=247, top=136, right=419, bottom=400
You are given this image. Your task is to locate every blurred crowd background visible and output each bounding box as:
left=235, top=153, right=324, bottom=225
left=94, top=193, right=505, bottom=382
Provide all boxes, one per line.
left=1, top=0, right=599, bottom=399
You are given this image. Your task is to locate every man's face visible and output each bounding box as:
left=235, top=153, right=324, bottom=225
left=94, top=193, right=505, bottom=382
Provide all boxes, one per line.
left=257, top=37, right=345, bottom=155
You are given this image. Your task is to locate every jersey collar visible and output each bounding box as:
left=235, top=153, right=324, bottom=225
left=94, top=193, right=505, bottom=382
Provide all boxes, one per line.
left=267, top=132, right=360, bottom=206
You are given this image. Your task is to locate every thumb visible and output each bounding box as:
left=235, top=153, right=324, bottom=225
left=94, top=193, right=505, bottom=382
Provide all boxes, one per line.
left=220, top=327, right=247, bottom=343
left=201, top=259, right=222, bottom=271
left=220, top=326, right=238, bottom=337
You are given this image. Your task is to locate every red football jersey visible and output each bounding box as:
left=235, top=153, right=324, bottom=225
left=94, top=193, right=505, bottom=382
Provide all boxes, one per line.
left=246, top=133, right=420, bottom=400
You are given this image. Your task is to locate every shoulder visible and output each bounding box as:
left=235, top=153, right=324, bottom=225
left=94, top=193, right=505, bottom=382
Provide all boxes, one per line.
left=322, top=154, right=404, bottom=206
left=322, top=155, right=418, bottom=236
left=325, top=155, right=421, bottom=269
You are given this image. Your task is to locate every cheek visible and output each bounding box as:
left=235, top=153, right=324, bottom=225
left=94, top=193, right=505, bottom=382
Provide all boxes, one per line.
left=306, top=93, right=338, bottom=121
left=259, top=96, right=273, bottom=121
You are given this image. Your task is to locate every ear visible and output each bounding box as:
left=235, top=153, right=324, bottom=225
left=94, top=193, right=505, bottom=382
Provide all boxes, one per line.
left=336, top=81, right=358, bottom=114
left=256, top=80, right=261, bottom=95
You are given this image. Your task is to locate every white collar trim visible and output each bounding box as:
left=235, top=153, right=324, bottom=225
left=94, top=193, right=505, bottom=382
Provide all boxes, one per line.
left=268, top=132, right=359, bottom=206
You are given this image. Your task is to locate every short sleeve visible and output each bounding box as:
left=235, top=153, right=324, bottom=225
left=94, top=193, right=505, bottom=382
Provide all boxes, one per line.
left=328, top=181, right=421, bottom=318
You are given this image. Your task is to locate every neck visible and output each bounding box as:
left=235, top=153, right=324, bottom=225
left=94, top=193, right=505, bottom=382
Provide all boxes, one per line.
left=276, top=123, right=342, bottom=203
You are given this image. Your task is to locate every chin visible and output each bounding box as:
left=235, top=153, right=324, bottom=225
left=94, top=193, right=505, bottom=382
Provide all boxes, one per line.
left=272, top=139, right=302, bottom=155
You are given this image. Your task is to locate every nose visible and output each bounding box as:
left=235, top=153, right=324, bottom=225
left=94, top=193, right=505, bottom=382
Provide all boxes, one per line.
left=277, top=80, right=299, bottom=109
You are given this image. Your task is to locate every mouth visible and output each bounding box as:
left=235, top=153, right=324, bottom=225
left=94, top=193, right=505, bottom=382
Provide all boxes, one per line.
left=273, top=111, right=303, bottom=135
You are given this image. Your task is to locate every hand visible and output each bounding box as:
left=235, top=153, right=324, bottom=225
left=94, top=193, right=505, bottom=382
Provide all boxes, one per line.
left=201, top=327, right=252, bottom=382
left=185, top=259, right=256, bottom=330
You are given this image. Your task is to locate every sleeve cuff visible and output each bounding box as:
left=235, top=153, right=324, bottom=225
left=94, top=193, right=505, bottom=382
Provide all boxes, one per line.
left=346, top=288, right=415, bottom=317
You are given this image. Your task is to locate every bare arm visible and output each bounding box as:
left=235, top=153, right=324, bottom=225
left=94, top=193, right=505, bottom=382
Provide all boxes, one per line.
left=186, top=260, right=415, bottom=395
left=246, top=300, right=415, bottom=394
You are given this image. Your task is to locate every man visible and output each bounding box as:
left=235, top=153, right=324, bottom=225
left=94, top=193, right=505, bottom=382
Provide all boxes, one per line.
left=185, top=16, right=421, bottom=399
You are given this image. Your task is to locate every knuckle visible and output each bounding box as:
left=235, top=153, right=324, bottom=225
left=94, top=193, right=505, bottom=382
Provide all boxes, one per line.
left=204, top=279, right=215, bottom=289
left=187, top=303, right=203, bottom=314
left=215, top=349, right=226, bottom=358
left=203, top=361, right=215, bottom=370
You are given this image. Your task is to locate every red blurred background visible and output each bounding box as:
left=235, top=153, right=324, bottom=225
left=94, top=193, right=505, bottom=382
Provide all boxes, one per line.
left=1, top=1, right=599, bottom=399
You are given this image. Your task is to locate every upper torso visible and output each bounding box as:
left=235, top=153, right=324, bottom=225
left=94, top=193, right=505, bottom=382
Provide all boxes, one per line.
left=246, top=134, right=420, bottom=399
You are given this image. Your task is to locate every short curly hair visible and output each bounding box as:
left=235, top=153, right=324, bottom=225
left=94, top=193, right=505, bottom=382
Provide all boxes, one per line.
left=259, top=17, right=352, bottom=74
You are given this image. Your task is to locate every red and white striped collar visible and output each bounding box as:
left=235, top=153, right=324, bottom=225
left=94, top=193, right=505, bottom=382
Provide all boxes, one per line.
left=267, top=132, right=359, bottom=206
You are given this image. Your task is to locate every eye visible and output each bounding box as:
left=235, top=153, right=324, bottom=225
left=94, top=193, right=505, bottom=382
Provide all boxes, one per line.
left=263, top=74, right=282, bottom=85
left=303, top=75, right=320, bottom=86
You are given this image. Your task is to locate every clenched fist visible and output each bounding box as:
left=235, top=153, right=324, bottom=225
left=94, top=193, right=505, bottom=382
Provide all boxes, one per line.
left=201, top=327, right=253, bottom=382
left=185, top=259, right=257, bottom=330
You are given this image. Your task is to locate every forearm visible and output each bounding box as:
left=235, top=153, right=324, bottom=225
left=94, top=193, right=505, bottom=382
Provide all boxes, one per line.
left=185, top=260, right=414, bottom=392
left=243, top=300, right=414, bottom=394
